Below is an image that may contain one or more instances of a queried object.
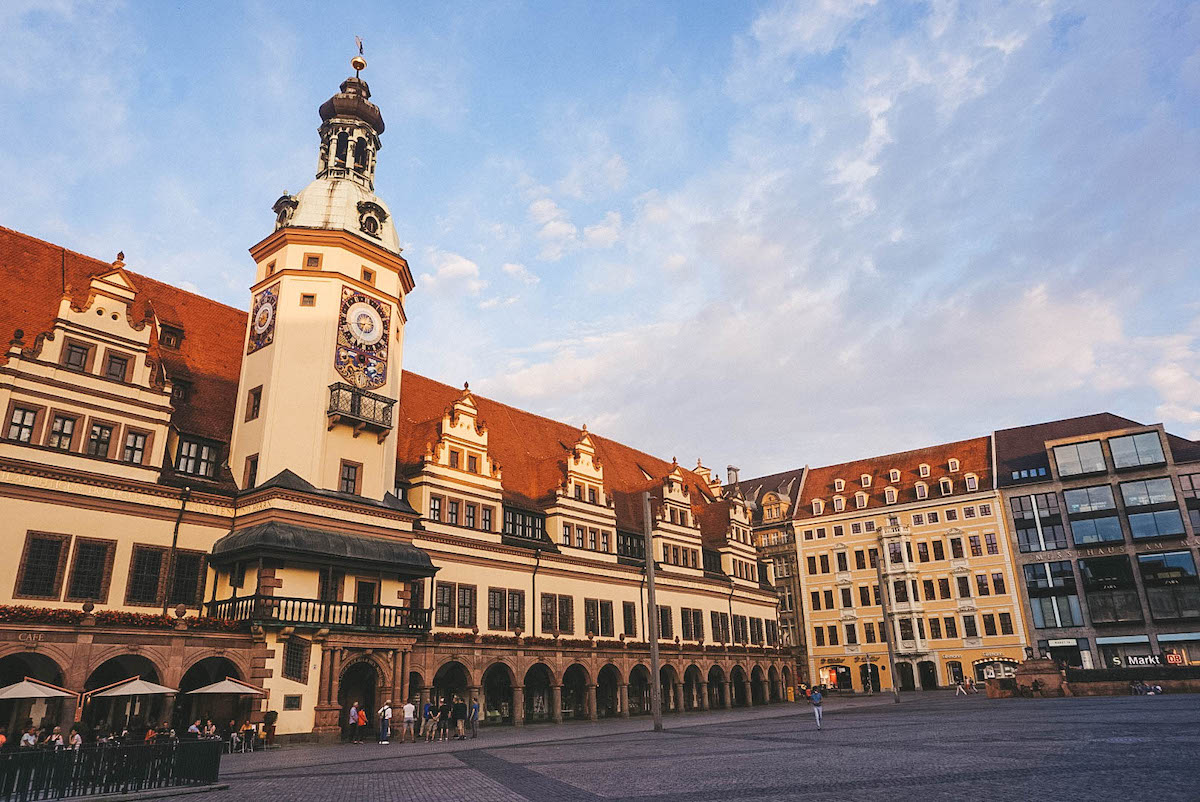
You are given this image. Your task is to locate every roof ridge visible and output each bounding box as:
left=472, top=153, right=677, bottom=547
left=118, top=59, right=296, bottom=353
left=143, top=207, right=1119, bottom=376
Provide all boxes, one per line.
left=0, top=225, right=115, bottom=271
left=805, top=434, right=990, bottom=473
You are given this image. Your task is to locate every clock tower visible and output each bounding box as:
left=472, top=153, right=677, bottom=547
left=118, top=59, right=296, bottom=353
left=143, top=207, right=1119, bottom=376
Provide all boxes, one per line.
left=230, top=58, right=414, bottom=499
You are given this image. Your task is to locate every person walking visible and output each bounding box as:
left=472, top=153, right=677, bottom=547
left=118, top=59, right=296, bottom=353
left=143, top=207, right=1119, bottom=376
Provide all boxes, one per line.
left=401, top=699, right=416, bottom=743
left=348, top=702, right=361, bottom=744
left=810, top=687, right=824, bottom=730
left=955, top=678, right=967, bottom=696
left=469, top=697, right=480, bottom=739
left=377, top=700, right=392, bottom=744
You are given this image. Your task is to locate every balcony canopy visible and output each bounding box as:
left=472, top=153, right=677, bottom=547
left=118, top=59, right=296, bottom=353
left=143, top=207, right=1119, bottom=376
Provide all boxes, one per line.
left=212, top=521, right=436, bottom=576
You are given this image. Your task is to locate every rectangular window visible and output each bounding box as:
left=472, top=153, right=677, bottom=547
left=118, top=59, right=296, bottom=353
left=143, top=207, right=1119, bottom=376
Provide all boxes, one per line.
left=282, top=638, right=310, bottom=683
left=125, top=546, right=165, bottom=605
left=814, top=627, right=825, bottom=647
left=841, top=587, right=853, bottom=608
left=558, top=595, right=574, bottom=634
left=823, top=589, right=834, bottom=609
left=447, top=500, right=459, bottom=525
left=865, top=622, right=876, bottom=643
left=488, top=588, right=507, bottom=630
left=859, top=585, right=871, bottom=606
left=843, top=623, right=857, bottom=645
left=922, top=579, right=935, bottom=600
left=976, top=574, right=990, bottom=596
left=168, top=551, right=204, bottom=607
left=999, top=613, right=1014, bottom=635
left=950, top=537, right=964, bottom=559
left=1120, top=477, right=1178, bottom=508
left=435, top=582, right=455, bottom=626
left=87, top=424, right=113, bottom=457
left=575, top=527, right=585, bottom=549
left=1064, top=485, right=1117, bottom=514
left=854, top=550, right=866, bottom=570
left=65, top=538, right=114, bottom=602
left=123, top=431, right=147, bottom=463
left=985, top=533, right=998, bottom=554
left=1079, top=556, right=1143, bottom=624
left=457, top=584, right=477, bottom=628
left=946, top=509, right=958, bottom=522
left=467, top=454, right=479, bottom=473
left=589, top=529, right=598, bottom=550
left=932, top=540, right=945, bottom=560
left=898, top=618, right=913, bottom=641
left=1137, top=551, right=1200, bottom=621
left=7, top=407, right=37, bottom=442
left=1110, top=432, right=1166, bottom=469
left=449, top=450, right=460, bottom=469
left=929, top=618, right=942, bottom=639
left=47, top=415, right=75, bottom=450
left=964, top=506, right=976, bottom=519
left=509, top=589, right=525, bottom=631
left=806, top=556, right=817, bottom=575
left=1128, top=510, right=1186, bottom=539
left=481, top=507, right=493, bottom=531
left=982, top=614, right=997, bottom=636
left=868, top=548, right=878, bottom=568
left=957, top=576, right=972, bottom=598
left=962, top=615, right=978, bottom=638
left=246, top=386, right=262, bottom=421
left=300, top=294, right=316, bottom=307
left=680, top=606, right=694, bottom=640
left=819, top=554, right=830, bottom=573
left=1053, top=441, right=1106, bottom=476
left=992, top=572, right=1007, bottom=595
left=64, top=343, right=89, bottom=371
left=826, top=624, right=838, bottom=646
left=917, top=542, right=929, bottom=563
left=893, top=580, right=909, bottom=603
left=585, top=598, right=600, bottom=636
left=944, top=617, right=958, bottom=638
left=15, top=532, right=69, bottom=599
left=177, top=439, right=216, bottom=477
left=541, top=593, right=558, bottom=632
left=810, top=591, right=821, bottom=610
left=658, top=605, right=673, bottom=640
left=430, top=496, right=442, bottom=522
left=600, top=600, right=614, bottom=637
left=836, top=551, right=848, bottom=572
left=624, top=601, right=638, bottom=638
left=339, top=461, right=360, bottom=494
left=1024, top=561, right=1083, bottom=628
left=913, top=513, right=925, bottom=525
left=283, top=695, right=302, bottom=710
left=968, top=536, right=982, bottom=556
left=939, top=578, right=951, bottom=599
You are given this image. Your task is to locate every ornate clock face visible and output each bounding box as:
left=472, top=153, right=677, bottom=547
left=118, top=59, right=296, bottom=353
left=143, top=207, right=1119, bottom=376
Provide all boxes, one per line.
left=246, top=284, right=279, bottom=354
left=335, top=287, right=391, bottom=389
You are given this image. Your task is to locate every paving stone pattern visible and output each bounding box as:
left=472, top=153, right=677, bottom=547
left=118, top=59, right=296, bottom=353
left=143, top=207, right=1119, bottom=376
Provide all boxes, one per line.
left=201, top=693, right=1200, bottom=801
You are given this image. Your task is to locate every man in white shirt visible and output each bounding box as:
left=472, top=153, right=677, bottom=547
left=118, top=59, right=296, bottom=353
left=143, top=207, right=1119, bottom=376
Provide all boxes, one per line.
left=20, top=727, right=37, bottom=748
left=401, top=699, right=416, bottom=743
left=377, top=700, right=392, bottom=744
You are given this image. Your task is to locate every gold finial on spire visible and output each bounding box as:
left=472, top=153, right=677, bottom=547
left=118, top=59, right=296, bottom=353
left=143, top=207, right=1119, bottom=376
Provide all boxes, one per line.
left=352, top=37, right=366, bottom=76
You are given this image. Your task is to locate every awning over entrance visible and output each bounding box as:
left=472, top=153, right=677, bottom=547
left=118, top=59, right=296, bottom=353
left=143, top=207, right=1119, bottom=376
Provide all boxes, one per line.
left=211, top=521, right=437, bottom=575
left=1095, top=635, right=1150, bottom=645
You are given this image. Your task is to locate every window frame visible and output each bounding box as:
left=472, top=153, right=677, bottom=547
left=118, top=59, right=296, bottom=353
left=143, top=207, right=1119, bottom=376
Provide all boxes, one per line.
left=64, top=537, right=117, bottom=604
left=13, top=531, right=71, bottom=601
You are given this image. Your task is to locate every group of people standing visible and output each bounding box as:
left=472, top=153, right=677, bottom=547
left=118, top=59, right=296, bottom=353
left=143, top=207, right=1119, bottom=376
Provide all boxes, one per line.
left=346, top=695, right=479, bottom=745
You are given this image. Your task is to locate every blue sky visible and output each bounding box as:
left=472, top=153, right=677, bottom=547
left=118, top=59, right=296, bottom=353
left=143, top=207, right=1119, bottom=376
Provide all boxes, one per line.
left=3, top=1, right=1199, bottom=476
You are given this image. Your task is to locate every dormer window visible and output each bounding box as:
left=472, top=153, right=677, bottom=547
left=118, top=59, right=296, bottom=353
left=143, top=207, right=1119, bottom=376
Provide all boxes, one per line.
left=834, top=479, right=845, bottom=492
left=177, top=438, right=217, bottom=478
left=965, top=474, right=978, bottom=492
left=861, top=474, right=872, bottom=488
left=940, top=478, right=953, bottom=495
left=855, top=492, right=867, bottom=509
left=885, top=487, right=897, bottom=504
left=915, top=482, right=928, bottom=500
left=171, top=381, right=191, bottom=403
left=889, top=469, right=900, bottom=483
left=159, top=326, right=182, bottom=349
left=833, top=496, right=845, bottom=512
left=948, top=458, right=960, bottom=472
left=812, top=499, right=824, bottom=515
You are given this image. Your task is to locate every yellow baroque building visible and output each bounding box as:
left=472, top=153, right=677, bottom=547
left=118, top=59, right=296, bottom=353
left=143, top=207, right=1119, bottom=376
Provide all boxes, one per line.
left=0, top=67, right=788, bottom=741
left=746, top=438, right=1028, bottom=693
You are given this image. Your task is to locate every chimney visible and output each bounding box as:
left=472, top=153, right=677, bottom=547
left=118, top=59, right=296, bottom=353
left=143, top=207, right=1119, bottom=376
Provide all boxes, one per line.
left=727, top=465, right=740, bottom=486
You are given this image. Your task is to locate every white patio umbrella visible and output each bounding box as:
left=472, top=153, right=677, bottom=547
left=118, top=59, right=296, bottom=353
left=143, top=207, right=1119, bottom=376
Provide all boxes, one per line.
left=0, top=677, right=76, bottom=700
left=185, top=678, right=265, bottom=696
left=89, top=677, right=178, bottom=698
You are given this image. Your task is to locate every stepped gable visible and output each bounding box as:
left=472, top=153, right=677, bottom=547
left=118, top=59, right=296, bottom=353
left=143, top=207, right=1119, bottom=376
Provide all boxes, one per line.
left=795, top=436, right=992, bottom=519
left=396, top=371, right=714, bottom=530
left=0, top=225, right=246, bottom=443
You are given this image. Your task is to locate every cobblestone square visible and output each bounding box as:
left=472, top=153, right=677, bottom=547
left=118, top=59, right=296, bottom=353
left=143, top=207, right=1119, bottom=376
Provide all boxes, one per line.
left=204, top=693, right=1200, bottom=801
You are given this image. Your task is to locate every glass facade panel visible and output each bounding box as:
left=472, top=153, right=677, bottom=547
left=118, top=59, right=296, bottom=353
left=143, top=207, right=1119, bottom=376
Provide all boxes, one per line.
left=1069, top=516, right=1124, bottom=545
left=1053, top=441, right=1106, bottom=477
left=1128, top=510, right=1186, bottom=539
left=1078, top=556, right=1143, bottom=624
left=1119, top=478, right=1177, bottom=508
left=1109, top=432, right=1165, bottom=469
left=1137, top=552, right=1200, bottom=620
left=1063, top=486, right=1116, bottom=514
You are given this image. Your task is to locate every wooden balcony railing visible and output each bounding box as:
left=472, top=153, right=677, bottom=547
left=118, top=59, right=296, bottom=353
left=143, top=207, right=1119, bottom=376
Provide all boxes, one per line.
left=207, top=594, right=430, bottom=634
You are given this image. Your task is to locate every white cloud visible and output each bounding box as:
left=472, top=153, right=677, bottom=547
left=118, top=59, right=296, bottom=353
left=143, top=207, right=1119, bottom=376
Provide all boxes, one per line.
left=502, top=262, right=540, bottom=285
left=583, top=212, right=622, bottom=248
left=479, top=295, right=520, bottom=310
left=528, top=198, right=578, bottom=260
left=419, top=249, right=486, bottom=295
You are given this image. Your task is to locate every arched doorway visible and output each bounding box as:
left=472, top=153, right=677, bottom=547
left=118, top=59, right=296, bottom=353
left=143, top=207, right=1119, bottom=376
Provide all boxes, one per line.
left=706, top=665, right=726, bottom=709
left=859, top=663, right=880, bottom=693
left=84, top=654, right=164, bottom=738
left=729, top=665, right=748, bottom=707
left=683, top=665, right=704, bottom=711
left=768, top=666, right=781, bottom=702
left=945, top=661, right=964, bottom=684
left=562, top=664, right=589, bottom=720
left=974, top=658, right=1018, bottom=682
left=481, top=663, right=514, bottom=725
left=432, top=661, right=469, bottom=706
left=782, top=665, right=794, bottom=701
left=523, top=664, right=553, bottom=723
left=918, top=660, right=939, bottom=690
left=337, top=661, right=379, bottom=741
left=176, top=656, right=245, bottom=734
left=659, top=665, right=679, bottom=713
left=750, top=666, right=767, bottom=705
left=0, top=652, right=65, bottom=738
left=628, top=665, right=651, bottom=715
left=896, top=662, right=916, bottom=692
left=597, top=664, right=621, bottom=718
left=407, top=671, right=425, bottom=706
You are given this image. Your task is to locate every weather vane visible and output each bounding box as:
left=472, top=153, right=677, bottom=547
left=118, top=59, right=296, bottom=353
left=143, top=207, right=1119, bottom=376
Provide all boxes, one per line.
left=352, top=36, right=366, bottom=76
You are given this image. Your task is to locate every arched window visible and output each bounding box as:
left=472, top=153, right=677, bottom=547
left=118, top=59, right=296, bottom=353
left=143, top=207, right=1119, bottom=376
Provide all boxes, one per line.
left=353, top=138, right=368, bottom=173
left=335, top=132, right=349, bottom=167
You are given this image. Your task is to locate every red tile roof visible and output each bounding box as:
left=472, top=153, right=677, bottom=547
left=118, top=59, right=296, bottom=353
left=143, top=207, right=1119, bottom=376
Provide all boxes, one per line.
left=0, top=225, right=721, bottom=529
left=794, top=436, right=993, bottom=520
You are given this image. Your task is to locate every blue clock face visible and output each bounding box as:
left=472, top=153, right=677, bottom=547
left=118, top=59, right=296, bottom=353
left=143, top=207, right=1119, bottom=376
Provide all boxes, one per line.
left=335, top=287, right=390, bottom=389
left=247, top=284, right=279, bottom=354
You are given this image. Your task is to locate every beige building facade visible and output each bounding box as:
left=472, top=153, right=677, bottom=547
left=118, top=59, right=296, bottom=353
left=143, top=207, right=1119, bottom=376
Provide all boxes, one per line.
left=0, top=65, right=788, bottom=742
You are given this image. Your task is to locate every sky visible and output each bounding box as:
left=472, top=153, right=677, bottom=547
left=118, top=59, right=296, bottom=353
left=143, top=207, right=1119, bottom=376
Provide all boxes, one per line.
left=3, top=0, right=1199, bottom=479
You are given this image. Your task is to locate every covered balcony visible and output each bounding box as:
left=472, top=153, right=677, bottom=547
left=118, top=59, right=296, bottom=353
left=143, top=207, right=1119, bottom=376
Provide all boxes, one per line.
left=207, top=594, right=430, bottom=634
left=327, top=382, right=395, bottom=439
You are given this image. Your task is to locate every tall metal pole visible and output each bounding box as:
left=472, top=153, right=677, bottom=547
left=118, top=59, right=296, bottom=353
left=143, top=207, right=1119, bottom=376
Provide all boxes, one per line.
left=874, top=532, right=901, bottom=703
left=643, top=492, right=664, bottom=732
